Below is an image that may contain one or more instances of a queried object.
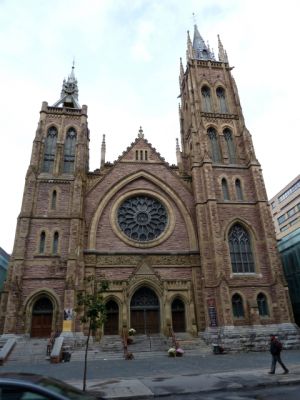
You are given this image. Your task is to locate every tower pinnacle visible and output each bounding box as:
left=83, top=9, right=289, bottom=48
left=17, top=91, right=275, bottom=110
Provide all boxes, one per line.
left=52, top=63, right=80, bottom=108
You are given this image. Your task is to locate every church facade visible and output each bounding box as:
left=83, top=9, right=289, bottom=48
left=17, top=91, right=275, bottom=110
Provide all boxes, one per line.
left=1, top=26, right=298, bottom=347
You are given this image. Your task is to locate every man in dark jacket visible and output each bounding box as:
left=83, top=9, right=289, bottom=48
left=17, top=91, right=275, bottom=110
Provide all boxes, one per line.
left=269, top=335, right=289, bottom=374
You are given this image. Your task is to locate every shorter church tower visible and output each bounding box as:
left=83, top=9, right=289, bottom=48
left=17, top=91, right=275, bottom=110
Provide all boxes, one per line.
left=0, top=66, right=89, bottom=336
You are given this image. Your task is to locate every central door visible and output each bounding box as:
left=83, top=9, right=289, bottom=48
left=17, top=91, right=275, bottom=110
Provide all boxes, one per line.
left=31, top=297, right=53, bottom=338
left=130, top=287, right=160, bottom=334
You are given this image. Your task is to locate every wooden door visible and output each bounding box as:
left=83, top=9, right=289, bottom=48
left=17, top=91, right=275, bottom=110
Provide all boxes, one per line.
left=104, top=300, right=119, bottom=335
left=172, top=299, right=185, bottom=332
left=31, top=314, right=52, bottom=338
left=31, top=297, right=53, bottom=338
left=130, top=287, right=160, bottom=334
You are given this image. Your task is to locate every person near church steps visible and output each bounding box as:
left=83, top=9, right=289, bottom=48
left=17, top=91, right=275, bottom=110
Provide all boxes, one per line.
left=268, top=334, right=289, bottom=374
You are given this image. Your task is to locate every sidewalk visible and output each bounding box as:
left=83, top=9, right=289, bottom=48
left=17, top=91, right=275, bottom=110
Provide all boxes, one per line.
left=67, top=364, right=300, bottom=399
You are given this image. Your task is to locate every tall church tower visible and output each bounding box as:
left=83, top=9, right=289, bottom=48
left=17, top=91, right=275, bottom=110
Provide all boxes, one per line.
left=178, top=25, right=297, bottom=342
left=1, top=66, right=89, bottom=335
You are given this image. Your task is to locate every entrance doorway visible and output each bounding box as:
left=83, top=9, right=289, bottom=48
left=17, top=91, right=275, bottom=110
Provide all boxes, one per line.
left=31, top=297, right=53, bottom=338
left=171, top=298, right=186, bottom=332
left=104, top=300, right=119, bottom=335
left=130, top=287, right=160, bottom=334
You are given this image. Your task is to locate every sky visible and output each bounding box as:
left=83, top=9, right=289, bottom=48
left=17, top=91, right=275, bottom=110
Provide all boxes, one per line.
left=0, top=0, right=299, bottom=254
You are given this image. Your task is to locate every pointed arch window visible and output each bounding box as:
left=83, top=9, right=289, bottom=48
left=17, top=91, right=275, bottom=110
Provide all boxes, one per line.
left=63, top=128, right=77, bottom=173
left=216, top=87, right=228, bottom=113
left=39, top=231, right=46, bottom=254
left=52, top=231, right=59, bottom=254
left=224, top=128, right=236, bottom=163
left=257, top=293, right=269, bottom=317
left=232, top=293, right=244, bottom=318
left=43, top=127, right=57, bottom=173
left=235, top=179, right=243, bottom=201
left=51, top=190, right=57, bottom=210
left=222, top=178, right=230, bottom=201
left=207, top=128, right=221, bottom=163
left=228, top=224, right=255, bottom=273
left=201, top=86, right=212, bottom=112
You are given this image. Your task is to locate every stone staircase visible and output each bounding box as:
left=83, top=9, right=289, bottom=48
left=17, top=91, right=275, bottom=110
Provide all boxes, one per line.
left=1, top=333, right=212, bottom=364
left=6, top=337, right=50, bottom=364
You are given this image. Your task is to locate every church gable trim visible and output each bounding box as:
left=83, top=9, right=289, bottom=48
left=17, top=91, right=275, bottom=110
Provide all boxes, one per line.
left=88, top=170, right=198, bottom=251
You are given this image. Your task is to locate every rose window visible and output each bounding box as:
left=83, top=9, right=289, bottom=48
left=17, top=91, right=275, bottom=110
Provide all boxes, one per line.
left=117, top=196, right=168, bottom=242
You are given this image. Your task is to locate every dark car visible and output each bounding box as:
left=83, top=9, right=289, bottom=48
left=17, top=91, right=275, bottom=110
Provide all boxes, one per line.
left=0, top=372, right=102, bottom=400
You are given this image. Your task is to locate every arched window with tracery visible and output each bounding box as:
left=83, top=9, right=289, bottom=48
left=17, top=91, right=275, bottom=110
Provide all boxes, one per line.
left=228, top=224, right=255, bottom=273
left=222, top=178, right=230, bottom=200
left=235, top=179, right=243, bottom=201
left=39, top=231, right=46, bottom=254
left=201, top=86, right=212, bottom=112
left=224, top=128, right=236, bottom=163
left=63, top=128, right=77, bottom=173
left=232, top=293, right=244, bottom=318
left=216, top=87, right=228, bottom=113
left=257, top=293, right=269, bottom=317
left=207, top=128, right=221, bottom=163
left=52, top=231, right=59, bottom=254
left=43, top=127, right=57, bottom=172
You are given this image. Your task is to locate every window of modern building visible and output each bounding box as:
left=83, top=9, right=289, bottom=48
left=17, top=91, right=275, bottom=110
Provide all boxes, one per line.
left=39, top=232, right=46, bottom=254
left=277, top=214, right=287, bottom=225
left=235, top=179, right=243, bottom=201
left=216, top=87, right=228, bottom=113
left=201, top=86, right=212, bottom=112
left=51, top=190, right=57, bottom=210
left=52, top=232, right=59, bottom=254
left=278, top=179, right=300, bottom=202
left=207, top=128, right=221, bottom=162
left=232, top=293, right=244, bottom=318
left=222, top=178, right=230, bottom=200
left=43, top=127, right=57, bottom=173
left=63, top=128, right=77, bottom=173
left=257, top=293, right=269, bottom=316
left=280, top=225, right=289, bottom=232
left=228, top=224, right=255, bottom=273
left=223, top=128, right=236, bottom=163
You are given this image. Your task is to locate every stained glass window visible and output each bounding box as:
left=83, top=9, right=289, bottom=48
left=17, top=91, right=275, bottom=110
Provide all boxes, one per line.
left=207, top=128, right=221, bottom=162
left=257, top=293, right=269, bottom=316
left=216, top=87, right=228, bottom=113
left=229, top=224, right=255, bottom=273
left=118, top=196, right=168, bottom=242
left=43, top=127, right=57, bottom=172
left=201, top=86, right=212, bottom=112
left=224, top=128, right=236, bottom=163
left=63, top=128, right=77, bottom=173
left=232, top=293, right=244, bottom=318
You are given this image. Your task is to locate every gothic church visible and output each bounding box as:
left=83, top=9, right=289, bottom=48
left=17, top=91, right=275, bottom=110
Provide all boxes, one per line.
left=1, top=26, right=298, bottom=347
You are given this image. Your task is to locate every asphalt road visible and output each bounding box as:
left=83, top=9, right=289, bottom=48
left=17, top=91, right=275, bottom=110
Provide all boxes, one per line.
left=1, top=350, right=299, bottom=381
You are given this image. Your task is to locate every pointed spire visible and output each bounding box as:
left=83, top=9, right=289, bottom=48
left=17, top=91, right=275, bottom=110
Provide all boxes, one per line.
left=186, top=30, right=194, bottom=60
left=176, top=138, right=182, bottom=168
left=100, top=134, right=106, bottom=168
left=192, top=25, right=215, bottom=61
left=52, top=63, right=80, bottom=108
left=138, top=126, right=144, bottom=138
left=218, top=34, right=228, bottom=63
left=179, top=57, right=184, bottom=83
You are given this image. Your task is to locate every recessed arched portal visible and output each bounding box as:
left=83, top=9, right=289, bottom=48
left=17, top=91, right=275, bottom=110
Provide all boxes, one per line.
left=130, top=287, right=160, bottom=334
left=31, top=297, right=53, bottom=338
left=171, top=298, right=186, bottom=332
left=104, top=300, right=119, bottom=335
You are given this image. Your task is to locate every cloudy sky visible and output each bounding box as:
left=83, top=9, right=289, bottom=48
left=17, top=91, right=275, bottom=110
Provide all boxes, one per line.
left=0, top=0, right=299, bottom=253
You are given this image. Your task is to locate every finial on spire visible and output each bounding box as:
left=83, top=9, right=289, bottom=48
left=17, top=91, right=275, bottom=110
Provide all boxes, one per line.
left=179, top=57, right=184, bottom=82
left=138, top=126, right=144, bottom=138
left=176, top=138, right=180, bottom=153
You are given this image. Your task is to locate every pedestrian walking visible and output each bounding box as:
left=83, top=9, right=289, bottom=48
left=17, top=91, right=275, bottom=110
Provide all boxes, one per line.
left=268, top=334, right=289, bottom=374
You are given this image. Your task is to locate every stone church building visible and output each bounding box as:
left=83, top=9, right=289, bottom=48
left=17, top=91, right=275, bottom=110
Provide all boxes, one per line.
left=1, top=26, right=298, bottom=347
